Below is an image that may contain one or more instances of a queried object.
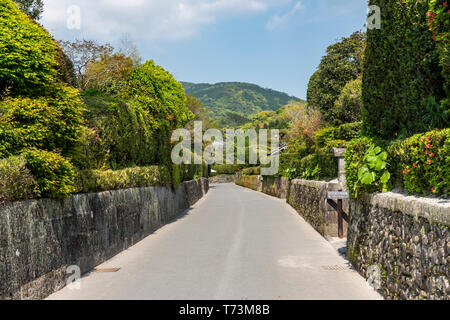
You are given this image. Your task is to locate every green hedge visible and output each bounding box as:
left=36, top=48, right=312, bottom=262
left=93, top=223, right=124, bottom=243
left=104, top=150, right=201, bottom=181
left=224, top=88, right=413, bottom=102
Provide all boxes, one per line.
left=212, top=164, right=244, bottom=175
left=363, top=0, right=446, bottom=139
left=346, top=128, right=449, bottom=198
left=77, top=166, right=171, bottom=193
left=22, top=149, right=77, bottom=199
left=390, top=129, right=449, bottom=195
left=242, top=166, right=260, bottom=176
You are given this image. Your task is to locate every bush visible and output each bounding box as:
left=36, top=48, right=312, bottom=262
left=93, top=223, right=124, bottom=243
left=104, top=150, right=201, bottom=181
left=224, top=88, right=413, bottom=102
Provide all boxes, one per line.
left=76, top=165, right=170, bottom=193
left=22, top=149, right=77, bottom=198
left=0, top=0, right=59, bottom=97
left=334, top=78, right=362, bottom=124
left=285, top=147, right=338, bottom=181
left=0, top=155, right=39, bottom=202
left=396, top=129, right=449, bottom=195
left=363, top=0, right=446, bottom=139
left=242, top=166, right=260, bottom=175
left=212, top=164, right=244, bottom=175
left=345, top=137, right=385, bottom=198
left=0, top=85, right=86, bottom=158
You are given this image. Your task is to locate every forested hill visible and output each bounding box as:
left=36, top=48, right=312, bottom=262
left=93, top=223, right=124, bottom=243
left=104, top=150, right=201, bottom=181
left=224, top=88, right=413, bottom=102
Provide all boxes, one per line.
left=182, top=81, right=303, bottom=128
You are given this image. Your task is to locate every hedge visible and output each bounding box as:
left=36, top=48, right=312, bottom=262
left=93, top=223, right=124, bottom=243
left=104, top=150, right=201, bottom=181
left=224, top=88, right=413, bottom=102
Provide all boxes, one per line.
left=363, top=0, right=446, bottom=139
left=0, top=155, right=39, bottom=203
left=345, top=128, right=449, bottom=198
left=212, top=164, right=244, bottom=175
left=76, top=166, right=171, bottom=193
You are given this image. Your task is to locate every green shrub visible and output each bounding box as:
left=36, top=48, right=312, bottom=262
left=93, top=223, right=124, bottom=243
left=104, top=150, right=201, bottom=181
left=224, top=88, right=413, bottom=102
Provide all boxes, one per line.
left=345, top=137, right=383, bottom=198
left=242, top=166, right=260, bottom=175
left=398, top=129, right=449, bottom=195
left=0, top=85, right=86, bottom=157
left=334, top=122, right=362, bottom=141
left=22, top=149, right=76, bottom=198
left=0, top=155, right=39, bottom=202
left=285, top=147, right=338, bottom=181
left=76, top=165, right=170, bottom=193
left=334, top=78, right=362, bottom=124
left=315, top=127, right=336, bottom=148
left=0, top=0, right=59, bottom=97
left=212, top=164, right=244, bottom=175
left=363, top=0, right=446, bottom=139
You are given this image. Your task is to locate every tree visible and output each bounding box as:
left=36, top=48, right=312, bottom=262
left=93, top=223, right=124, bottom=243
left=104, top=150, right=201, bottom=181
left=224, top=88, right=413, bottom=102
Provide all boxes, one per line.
left=60, top=40, right=113, bottom=90
left=84, top=53, right=134, bottom=94
left=334, top=77, right=362, bottom=124
left=0, top=0, right=58, bottom=97
left=13, top=0, right=43, bottom=20
left=307, top=31, right=366, bottom=126
left=185, top=94, right=210, bottom=131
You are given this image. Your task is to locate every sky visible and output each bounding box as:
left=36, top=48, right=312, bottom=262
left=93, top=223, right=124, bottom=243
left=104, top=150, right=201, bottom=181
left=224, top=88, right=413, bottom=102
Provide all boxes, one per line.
left=41, top=0, right=369, bottom=100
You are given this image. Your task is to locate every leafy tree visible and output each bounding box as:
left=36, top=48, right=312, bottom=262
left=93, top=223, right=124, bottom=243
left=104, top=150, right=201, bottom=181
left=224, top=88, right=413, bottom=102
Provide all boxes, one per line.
left=85, top=53, right=134, bottom=95
left=334, top=77, right=362, bottom=124
left=0, top=0, right=58, bottom=97
left=307, top=31, right=366, bottom=126
left=13, top=0, right=43, bottom=20
left=60, top=39, right=114, bottom=90
left=185, top=94, right=210, bottom=131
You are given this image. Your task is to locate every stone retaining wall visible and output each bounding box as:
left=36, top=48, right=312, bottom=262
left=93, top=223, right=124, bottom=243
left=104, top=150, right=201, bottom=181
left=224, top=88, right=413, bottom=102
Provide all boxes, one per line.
left=347, top=192, right=449, bottom=300
left=286, top=179, right=347, bottom=238
left=262, top=176, right=289, bottom=199
left=234, top=173, right=262, bottom=192
left=0, top=178, right=209, bottom=300
left=209, top=174, right=235, bottom=184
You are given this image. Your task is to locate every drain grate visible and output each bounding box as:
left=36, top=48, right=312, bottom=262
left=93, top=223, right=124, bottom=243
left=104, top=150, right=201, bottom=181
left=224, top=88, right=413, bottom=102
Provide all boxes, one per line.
left=321, top=265, right=350, bottom=271
left=92, top=268, right=121, bottom=273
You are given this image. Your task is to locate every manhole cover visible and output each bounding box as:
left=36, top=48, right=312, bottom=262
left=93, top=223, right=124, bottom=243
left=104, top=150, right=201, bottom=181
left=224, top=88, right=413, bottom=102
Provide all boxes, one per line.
left=92, top=268, right=121, bottom=273
left=321, top=265, right=350, bottom=271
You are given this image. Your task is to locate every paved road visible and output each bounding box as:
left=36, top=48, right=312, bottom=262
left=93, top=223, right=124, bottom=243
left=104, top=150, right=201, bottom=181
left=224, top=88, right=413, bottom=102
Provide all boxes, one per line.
left=48, top=183, right=382, bottom=300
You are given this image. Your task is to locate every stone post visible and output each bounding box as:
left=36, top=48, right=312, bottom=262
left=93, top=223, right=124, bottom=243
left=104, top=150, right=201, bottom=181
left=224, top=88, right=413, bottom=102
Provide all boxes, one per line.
left=333, top=148, right=347, bottom=190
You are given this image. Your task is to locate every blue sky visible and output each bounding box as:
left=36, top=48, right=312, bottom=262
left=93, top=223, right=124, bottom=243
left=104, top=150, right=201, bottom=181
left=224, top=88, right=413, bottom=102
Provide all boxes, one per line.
left=42, top=0, right=369, bottom=99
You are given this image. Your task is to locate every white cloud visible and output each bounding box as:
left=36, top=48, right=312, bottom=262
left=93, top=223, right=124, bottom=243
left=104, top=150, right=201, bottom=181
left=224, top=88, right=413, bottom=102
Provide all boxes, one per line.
left=41, top=0, right=286, bottom=45
left=266, top=1, right=303, bottom=30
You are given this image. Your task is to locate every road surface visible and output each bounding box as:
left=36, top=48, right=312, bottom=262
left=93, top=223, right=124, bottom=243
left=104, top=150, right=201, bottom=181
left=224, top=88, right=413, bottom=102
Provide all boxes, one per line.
left=47, top=183, right=382, bottom=300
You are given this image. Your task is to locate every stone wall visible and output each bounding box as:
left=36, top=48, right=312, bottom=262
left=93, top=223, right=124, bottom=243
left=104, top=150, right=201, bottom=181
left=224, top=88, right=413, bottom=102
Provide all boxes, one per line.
left=209, top=174, right=235, bottom=184
left=286, top=179, right=348, bottom=238
left=0, top=178, right=209, bottom=300
left=234, top=173, right=262, bottom=192
left=347, top=192, right=449, bottom=300
left=261, top=176, right=289, bottom=199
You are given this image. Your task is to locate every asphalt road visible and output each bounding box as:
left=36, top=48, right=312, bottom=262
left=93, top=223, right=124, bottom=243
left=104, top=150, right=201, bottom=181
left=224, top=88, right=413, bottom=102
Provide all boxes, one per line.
left=47, top=183, right=382, bottom=300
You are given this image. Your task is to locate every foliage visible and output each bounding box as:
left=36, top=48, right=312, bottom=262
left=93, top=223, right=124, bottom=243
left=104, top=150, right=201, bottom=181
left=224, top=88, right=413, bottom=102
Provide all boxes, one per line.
left=12, top=0, right=43, bottom=20
left=286, top=104, right=322, bottom=147
left=363, top=0, right=446, bottom=139
left=212, top=164, right=244, bottom=175
left=355, top=145, right=391, bottom=198
left=242, top=166, right=260, bottom=175
left=60, top=39, right=114, bottom=90
left=22, top=149, right=76, bottom=198
left=396, top=129, right=449, bottom=195
left=76, top=165, right=171, bottom=193
left=0, top=85, right=86, bottom=158
left=334, top=77, right=362, bottom=124
left=307, top=32, right=366, bottom=126
left=427, top=0, right=449, bottom=103
left=182, top=82, right=303, bottom=128
left=85, top=53, right=134, bottom=95
left=184, top=94, right=211, bottom=131
left=0, top=155, right=39, bottom=202
left=0, top=0, right=58, bottom=97
left=314, top=122, right=362, bottom=149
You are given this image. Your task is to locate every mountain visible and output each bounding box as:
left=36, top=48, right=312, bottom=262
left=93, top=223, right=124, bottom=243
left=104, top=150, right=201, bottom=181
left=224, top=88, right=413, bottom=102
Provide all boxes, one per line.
left=181, top=82, right=303, bottom=128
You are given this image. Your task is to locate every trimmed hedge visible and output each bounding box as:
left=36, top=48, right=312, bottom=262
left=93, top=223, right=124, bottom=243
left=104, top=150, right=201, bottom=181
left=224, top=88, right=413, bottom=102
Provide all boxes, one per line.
left=76, top=166, right=171, bottom=193
left=346, top=128, right=449, bottom=198
left=363, top=0, right=446, bottom=139
left=212, top=164, right=244, bottom=175
left=390, top=128, right=449, bottom=195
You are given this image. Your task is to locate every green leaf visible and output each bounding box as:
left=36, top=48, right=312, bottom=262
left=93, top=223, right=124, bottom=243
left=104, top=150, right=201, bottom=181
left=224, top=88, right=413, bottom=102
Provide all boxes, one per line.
left=380, top=171, right=391, bottom=184
left=361, top=171, right=376, bottom=185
